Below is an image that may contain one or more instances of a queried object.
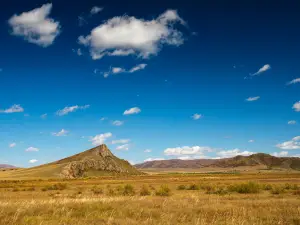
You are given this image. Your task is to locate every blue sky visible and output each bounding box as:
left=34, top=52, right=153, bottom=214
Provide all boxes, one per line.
left=0, top=0, right=299, bottom=167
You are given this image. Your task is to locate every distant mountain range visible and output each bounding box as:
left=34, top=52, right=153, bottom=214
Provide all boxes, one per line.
left=135, top=153, right=300, bottom=170
left=0, top=164, right=16, bottom=169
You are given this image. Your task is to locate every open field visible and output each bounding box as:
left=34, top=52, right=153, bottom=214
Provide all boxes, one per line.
left=0, top=172, right=300, bottom=225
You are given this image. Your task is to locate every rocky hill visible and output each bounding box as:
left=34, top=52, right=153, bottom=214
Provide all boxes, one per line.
left=135, top=153, right=300, bottom=170
left=0, top=144, right=141, bottom=179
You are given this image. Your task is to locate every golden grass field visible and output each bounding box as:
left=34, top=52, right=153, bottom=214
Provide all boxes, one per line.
left=0, top=172, right=300, bottom=225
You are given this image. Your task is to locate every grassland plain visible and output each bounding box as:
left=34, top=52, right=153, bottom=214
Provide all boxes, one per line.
left=0, top=172, right=300, bottom=225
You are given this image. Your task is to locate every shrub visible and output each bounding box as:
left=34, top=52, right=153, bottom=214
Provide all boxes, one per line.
left=228, top=182, right=260, bottom=194
left=106, top=185, right=116, bottom=196
left=26, top=187, right=35, bottom=191
left=122, top=184, right=136, bottom=196
left=155, top=185, right=171, bottom=196
left=206, top=187, right=228, bottom=195
left=187, top=184, right=199, bottom=190
left=261, top=184, right=272, bottom=191
left=293, top=190, right=300, bottom=196
left=271, top=186, right=285, bottom=195
left=177, top=184, right=186, bottom=190
left=12, top=188, right=20, bottom=192
left=140, top=185, right=151, bottom=196
left=91, top=186, right=103, bottom=195
left=41, top=183, right=67, bottom=191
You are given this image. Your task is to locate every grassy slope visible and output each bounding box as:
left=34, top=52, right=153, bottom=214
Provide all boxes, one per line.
left=0, top=145, right=140, bottom=180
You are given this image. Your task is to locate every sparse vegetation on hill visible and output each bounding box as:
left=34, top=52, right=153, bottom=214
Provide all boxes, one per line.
left=135, top=153, right=300, bottom=170
left=0, top=144, right=142, bottom=179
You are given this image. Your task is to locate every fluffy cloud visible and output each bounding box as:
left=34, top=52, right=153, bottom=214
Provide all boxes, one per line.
left=9, top=143, right=16, bottom=148
left=56, top=105, right=90, bottom=116
left=116, top=144, right=129, bottom=151
left=29, top=159, right=38, bottom=163
left=90, top=133, right=112, bottom=145
left=144, top=158, right=165, bottom=162
left=192, top=113, right=202, bottom=120
left=288, top=120, right=297, bottom=125
left=112, top=139, right=130, bottom=144
left=248, top=140, right=254, bottom=143
left=250, top=64, right=271, bottom=76
left=216, top=149, right=255, bottom=158
left=8, top=3, right=60, bottom=47
left=103, top=64, right=147, bottom=78
left=144, top=149, right=152, bottom=153
left=276, top=136, right=300, bottom=150
left=112, top=120, right=124, bottom=126
left=287, top=78, right=300, bottom=85
left=52, top=129, right=68, bottom=136
left=123, top=107, right=141, bottom=115
left=246, top=96, right=260, bottom=102
left=177, top=156, right=211, bottom=160
left=293, top=101, right=300, bottom=112
left=164, top=146, right=214, bottom=156
left=272, top=151, right=288, bottom=157
left=25, top=147, right=39, bottom=152
left=90, top=6, right=103, bottom=15
left=78, top=9, right=186, bottom=59
left=0, top=104, right=24, bottom=113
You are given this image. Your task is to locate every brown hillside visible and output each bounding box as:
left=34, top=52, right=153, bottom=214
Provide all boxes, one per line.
left=135, top=153, right=300, bottom=170
left=0, top=144, right=142, bottom=179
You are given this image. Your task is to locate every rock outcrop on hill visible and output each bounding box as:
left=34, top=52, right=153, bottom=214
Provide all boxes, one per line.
left=55, top=144, right=141, bottom=178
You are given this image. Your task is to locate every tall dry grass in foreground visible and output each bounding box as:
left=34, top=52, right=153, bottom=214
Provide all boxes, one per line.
left=0, top=173, right=299, bottom=225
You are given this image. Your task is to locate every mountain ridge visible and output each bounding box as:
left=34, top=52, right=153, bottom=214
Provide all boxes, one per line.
left=135, top=153, right=300, bottom=170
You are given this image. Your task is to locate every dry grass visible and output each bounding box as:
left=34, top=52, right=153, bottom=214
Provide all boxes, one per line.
left=0, top=173, right=299, bottom=224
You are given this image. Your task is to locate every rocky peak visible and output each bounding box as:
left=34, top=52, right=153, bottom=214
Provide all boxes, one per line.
left=89, top=144, right=114, bottom=158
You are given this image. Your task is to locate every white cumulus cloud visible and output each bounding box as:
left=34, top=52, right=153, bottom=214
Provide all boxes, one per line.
left=8, top=3, right=60, bottom=47
left=164, top=146, right=214, bottom=156
left=52, top=129, right=68, bottom=136
left=276, top=136, right=300, bottom=150
left=25, top=147, right=39, bottom=152
left=192, top=113, right=202, bottom=120
left=123, top=107, right=141, bottom=115
left=29, top=159, right=38, bottom=163
left=246, top=96, right=260, bottom=102
left=216, top=149, right=255, bottom=158
left=90, top=132, right=112, bottom=145
left=250, top=64, right=271, bottom=76
left=293, top=101, right=300, bottom=112
left=144, top=149, right=152, bottom=153
left=56, top=105, right=90, bottom=116
left=272, top=151, right=288, bottom=157
left=78, top=9, right=186, bottom=59
left=0, top=104, right=24, bottom=113
left=144, top=158, right=165, bottom=162
left=287, top=78, right=300, bottom=85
